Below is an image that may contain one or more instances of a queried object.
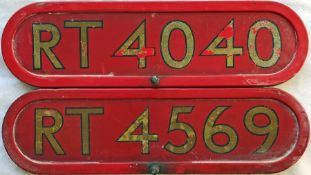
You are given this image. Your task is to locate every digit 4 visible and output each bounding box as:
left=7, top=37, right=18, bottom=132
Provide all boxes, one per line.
left=201, top=19, right=243, bottom=68
left=114, top=20, right=155, bottom=69
left=117, top=108, right=159, bottom=154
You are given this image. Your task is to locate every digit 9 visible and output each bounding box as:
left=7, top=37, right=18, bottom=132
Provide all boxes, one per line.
left=244, top=106, right=279, bottom=153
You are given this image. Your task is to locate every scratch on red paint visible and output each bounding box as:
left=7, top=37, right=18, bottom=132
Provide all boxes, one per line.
left=252, top=28, right=258, bottom=34
left=138, top=48, right=155, bottom=58
left=115, top=49, right=125, bottom=56
left=219, top=26, right=233, bottom=39
left=202, top=50, right=214, bottom=55
left=276, top=48, right=281, bottom=57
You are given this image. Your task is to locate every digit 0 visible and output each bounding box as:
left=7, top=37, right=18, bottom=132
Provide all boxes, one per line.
left=161, top=21, right=195, bottom=69
left=248, top=20, right=281, bottom=68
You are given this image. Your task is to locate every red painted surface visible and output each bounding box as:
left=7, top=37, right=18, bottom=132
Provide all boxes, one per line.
left=2, top=88, right=309, bottom=174
left=219, top=26, right=233, bottom=39
left=1, top=1, right=308, bottom=87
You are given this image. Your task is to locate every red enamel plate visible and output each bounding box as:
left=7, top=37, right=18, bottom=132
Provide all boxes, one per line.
left=1, top=1, right=308, bottom=87
left=2, top=88, right=309, bottom=174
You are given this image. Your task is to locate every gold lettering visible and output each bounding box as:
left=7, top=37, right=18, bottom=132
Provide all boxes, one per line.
left=201, top=19, right=243, bottom=68
left=204, top=106, right=238, bottom=154
left=35, top=108, right=64, bottom=155
left=64, top=21, right=103, bottom=68
left=117, top=108, right=159, bottom=154
left=65, top=107, right=104, bottom=155
left=244, top=106, right=278, bottom=153
left=164, top=106, right=196, bottom=154
left=33, top=23, right=63, bottom=70
left=248, top=20, right=281, bottom=68
left=161, top=21, right=194, bottom=69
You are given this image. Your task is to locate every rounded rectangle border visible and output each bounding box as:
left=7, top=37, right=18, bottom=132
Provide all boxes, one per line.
left=2, top=88, right=309, bottom=174
left=1, top=1, right=309, bottom=87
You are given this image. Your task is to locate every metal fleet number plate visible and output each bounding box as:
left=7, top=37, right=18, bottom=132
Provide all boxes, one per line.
left=2, top=1, right=308, bottom=87
left=2, top=89, right=309, bottom=174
